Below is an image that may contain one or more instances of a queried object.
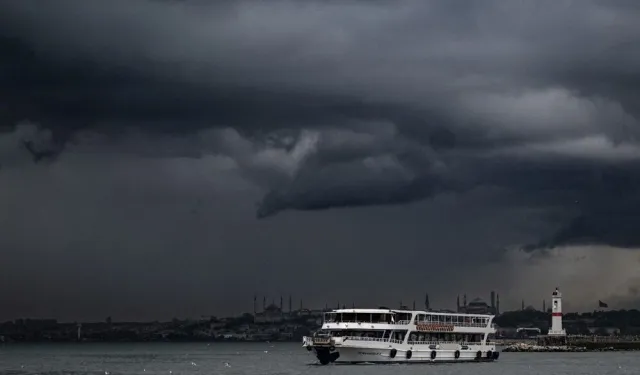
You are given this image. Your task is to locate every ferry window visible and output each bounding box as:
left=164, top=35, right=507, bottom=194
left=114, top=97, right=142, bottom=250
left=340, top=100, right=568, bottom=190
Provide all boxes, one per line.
left=397, top=313, right=411, bottom=321
left=341, top=313, right=356, bottom=322
left=324, top=313, right=336, bottom=322
left=355, top=313, right=369, bottom=322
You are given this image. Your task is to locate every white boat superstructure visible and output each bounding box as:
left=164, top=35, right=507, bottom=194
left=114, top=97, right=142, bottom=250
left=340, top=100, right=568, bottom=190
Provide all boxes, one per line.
left=302, top=308, right=498, bottom=365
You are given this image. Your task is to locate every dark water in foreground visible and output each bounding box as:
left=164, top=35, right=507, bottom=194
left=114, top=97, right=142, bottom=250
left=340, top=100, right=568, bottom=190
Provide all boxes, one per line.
left=1, top=343, right=638, bottom=375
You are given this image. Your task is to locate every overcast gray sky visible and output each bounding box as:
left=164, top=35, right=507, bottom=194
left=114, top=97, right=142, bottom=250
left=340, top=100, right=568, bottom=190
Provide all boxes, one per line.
left=1, top=0, right=639, bottom=321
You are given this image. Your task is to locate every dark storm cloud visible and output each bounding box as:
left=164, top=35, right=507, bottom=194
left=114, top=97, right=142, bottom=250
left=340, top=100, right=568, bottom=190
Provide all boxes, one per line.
left=521, top=164, right=640, bottom=249
left=1, top=0, right=639, bottom=230
left=1, top=0, right=640, bottom=319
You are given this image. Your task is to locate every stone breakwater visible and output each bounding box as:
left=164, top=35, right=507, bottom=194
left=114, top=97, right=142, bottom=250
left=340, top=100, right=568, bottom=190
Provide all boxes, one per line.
left=503, top=342, right=640, bottom=352
left=503, top=343, right=585, bottom=352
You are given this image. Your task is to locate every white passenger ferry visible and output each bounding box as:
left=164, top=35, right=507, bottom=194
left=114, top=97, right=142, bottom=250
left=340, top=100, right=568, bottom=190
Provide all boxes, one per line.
left=302, top=308, right=498, bottom=364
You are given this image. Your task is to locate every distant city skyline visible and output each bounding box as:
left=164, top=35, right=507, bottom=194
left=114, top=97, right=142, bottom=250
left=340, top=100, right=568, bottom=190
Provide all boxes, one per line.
left=0, top=288, right=621, bottom=323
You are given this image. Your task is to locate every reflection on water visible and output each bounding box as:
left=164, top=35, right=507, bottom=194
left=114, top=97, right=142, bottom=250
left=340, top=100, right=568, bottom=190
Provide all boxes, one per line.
left=1, top=342, right=639, bottom=375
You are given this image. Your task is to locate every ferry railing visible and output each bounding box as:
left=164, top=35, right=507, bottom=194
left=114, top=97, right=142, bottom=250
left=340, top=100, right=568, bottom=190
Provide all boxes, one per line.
left=342, top=336, right=404, bottom=345
left=454, top=322, right=488, bottom=328
left=395, top=320, right=412, bottom=325
left=407, top=340, right=488, bottom=345
left=415, top=321, right=488, bottom=328
left=327, top=320, right=412, bottom=325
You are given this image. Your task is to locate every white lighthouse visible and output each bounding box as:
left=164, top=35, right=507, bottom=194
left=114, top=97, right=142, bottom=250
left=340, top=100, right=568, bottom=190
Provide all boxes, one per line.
left=547, top=287, right=566, bottom=336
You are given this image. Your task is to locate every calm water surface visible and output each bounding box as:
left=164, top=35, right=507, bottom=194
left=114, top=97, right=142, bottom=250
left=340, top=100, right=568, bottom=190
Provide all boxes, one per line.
left=1, top=343, right=638, bottom=375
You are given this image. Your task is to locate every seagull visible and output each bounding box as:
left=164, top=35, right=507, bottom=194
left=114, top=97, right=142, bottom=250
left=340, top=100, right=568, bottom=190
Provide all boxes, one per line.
left=224, top=362, right=231, bottom=368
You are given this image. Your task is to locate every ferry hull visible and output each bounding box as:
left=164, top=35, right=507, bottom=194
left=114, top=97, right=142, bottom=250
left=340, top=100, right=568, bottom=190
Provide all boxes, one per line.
left=309, top=345, right=499, bottom=364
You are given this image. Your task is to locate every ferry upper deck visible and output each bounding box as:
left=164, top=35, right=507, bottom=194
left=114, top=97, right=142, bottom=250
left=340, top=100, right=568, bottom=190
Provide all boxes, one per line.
left=324, top=308, right=495, bottom=328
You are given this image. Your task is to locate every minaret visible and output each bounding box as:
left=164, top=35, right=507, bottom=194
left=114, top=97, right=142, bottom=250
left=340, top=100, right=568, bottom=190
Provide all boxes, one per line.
left=496, top=294, right=500, bottom=314
left=521, top=299, right=525, bottom=310
left=289, top=295, right=292, bottom=313
left=412, top=300, right=416, bottom=310
left=457, top=295, right=460, bottom=311
left=280, top=296, right=283, bottom=311
left=490, top=291, right=496, bottom=311
left=425, top=293, right=430, bottom=311
left=463, top=294, right=467, bottom=307
left=543, top=299, right=546, bottom=312
left=548, top=287, right=566, bottom=336
left=253, top=295, right=257, bottom=314
left=263, top=296, right=266, bottom=311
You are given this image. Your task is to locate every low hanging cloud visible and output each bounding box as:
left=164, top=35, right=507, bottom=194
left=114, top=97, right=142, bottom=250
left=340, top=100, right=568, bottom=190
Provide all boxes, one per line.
left=1, top=0, right=640, bottom=319
left=254, top=125, right=459, bottom=218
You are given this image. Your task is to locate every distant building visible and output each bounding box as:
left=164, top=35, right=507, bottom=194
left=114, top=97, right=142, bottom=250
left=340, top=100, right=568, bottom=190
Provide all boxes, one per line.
left=457, top=297, right=496, bottom=315
left=516, top=327, right=541, bottom=338
left=254, top=304, right=284, bottom=324
left=14, top=319, right=58, bottom=330
left=495, top=327, right=517, bottom=338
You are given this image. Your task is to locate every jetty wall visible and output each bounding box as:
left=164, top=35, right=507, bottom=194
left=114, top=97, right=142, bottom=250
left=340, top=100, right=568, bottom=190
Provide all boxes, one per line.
left=502, top=336, right=640, bottom=352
